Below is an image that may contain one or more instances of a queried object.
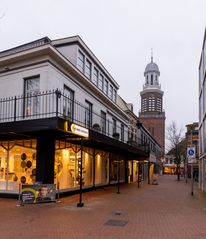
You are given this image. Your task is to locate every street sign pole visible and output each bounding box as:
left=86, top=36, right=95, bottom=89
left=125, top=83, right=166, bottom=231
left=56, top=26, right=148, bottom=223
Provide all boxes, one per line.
left=191, top=164, right=194, bottom=196
left=187, top=147, right=196, bottom=196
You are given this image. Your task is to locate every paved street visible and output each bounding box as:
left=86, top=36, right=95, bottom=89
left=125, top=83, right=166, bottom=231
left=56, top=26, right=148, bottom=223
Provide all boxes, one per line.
left=0, top=175, right=206, bottom=239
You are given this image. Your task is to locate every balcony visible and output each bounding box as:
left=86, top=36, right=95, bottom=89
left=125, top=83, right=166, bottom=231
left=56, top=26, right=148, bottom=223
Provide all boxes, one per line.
left=0, top=89, right=149, bottom=154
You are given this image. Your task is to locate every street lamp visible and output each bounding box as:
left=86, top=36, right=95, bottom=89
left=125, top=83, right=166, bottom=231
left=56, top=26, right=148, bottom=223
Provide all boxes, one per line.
left=77, top=138, right=84, bottom=207
left=115, top=159, right=123, bottom=194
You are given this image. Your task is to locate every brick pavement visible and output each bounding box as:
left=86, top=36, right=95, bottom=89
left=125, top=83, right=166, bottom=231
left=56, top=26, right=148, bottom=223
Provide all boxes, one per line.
left=0, top=175, right=206, bottom=239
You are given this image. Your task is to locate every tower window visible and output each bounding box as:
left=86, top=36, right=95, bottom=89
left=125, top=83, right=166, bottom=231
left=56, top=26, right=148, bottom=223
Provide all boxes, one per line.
left=149, top=96, right=155, bottom=111
left=151, top=75, right=153, bottom=85
left=146, top=75, right=149, bottom=84
left=142, top=97, right=147, bottom=112
left=148, top=97, right=152, bottom=111
left=152, top=97, right=155, bottom=111
left=157, top=97, right=162, bottom=112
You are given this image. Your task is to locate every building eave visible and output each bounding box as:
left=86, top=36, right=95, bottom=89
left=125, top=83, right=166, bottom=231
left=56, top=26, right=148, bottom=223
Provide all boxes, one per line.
left=52, top=35, right=119, bottom=89
left=0, top=42, right=129, bottom=121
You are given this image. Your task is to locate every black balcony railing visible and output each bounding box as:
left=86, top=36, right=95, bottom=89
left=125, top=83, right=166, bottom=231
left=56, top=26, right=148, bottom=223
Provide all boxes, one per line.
left=0, top=89, right=150, bottom=153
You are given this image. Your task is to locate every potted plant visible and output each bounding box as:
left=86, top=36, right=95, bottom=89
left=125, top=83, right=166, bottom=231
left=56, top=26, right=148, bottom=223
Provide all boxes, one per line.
left=92, top=123, right=101, bottom=132
left=113, top=132, right=120, bottom=140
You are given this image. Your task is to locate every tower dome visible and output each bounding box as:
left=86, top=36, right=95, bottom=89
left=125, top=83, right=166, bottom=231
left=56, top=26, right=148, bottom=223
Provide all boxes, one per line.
left=144, top=57, right=160, bottom=76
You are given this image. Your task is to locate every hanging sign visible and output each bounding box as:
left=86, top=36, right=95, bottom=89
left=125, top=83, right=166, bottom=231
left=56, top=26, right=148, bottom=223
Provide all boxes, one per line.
left=70, top=123, right=89, bottom=137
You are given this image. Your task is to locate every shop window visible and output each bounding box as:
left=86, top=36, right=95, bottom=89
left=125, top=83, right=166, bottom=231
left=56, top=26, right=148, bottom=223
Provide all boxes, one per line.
left=54, top=142, right=93, bottom=190
left=95, top=151, right=109, bottom=185
left=0, top=140, right=36, bottom=191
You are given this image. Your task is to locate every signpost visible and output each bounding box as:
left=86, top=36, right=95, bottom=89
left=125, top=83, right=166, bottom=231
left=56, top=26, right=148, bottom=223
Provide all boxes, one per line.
left=187, top=147, right=196, bottom=196
left=70, top=123, right=88, bottom=207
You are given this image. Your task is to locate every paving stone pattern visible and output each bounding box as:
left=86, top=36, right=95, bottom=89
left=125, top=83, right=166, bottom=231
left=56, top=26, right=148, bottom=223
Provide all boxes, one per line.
left=0, top=175, right=206, bottom=239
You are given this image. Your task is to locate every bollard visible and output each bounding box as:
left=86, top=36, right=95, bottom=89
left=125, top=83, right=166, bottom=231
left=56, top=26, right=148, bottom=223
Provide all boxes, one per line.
left=56, top=181, right=61, bottom=203
left=16, top=183, right=23, bottom=207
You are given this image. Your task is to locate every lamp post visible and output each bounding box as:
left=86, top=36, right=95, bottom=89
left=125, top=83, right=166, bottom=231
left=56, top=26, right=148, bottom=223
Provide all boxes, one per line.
left=77, top=137, right=84, bottom=207
left=117, top=160, right=120, bottom=194
left=137, top=161, right=141, bottom=188
left=148, top=161, right=150, bottom=184
left=115, top=159, right=123, bottom=194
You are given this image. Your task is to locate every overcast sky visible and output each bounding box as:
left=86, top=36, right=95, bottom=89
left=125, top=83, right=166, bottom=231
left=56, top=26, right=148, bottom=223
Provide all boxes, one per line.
left=0, top=0, right=205, bottom=134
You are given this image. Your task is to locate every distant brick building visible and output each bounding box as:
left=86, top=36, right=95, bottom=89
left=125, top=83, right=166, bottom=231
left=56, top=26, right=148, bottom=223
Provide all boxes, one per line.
left=185, top=122, right=199, bottom=179
left=139, top=56, right=165, bottom=158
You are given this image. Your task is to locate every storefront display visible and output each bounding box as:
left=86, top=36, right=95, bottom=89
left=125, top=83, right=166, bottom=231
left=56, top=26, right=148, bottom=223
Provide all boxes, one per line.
left=54, top=143, right=93, bottom=189
left=0, top=140, right=36, bottom=191
left=54, top=141, right=110, bottom=190
left=95, top=151, right=109, bottom=185
left=0, top=139, right=127, bottom=194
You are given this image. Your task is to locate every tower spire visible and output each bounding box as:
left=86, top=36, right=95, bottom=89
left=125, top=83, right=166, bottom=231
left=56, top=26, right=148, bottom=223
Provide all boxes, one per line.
left=151, top=48, right=153, bottom=62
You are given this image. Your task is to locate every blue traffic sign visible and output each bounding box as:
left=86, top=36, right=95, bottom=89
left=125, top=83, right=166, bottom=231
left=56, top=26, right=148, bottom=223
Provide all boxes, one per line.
left=187, top=147, right=195, bottom=158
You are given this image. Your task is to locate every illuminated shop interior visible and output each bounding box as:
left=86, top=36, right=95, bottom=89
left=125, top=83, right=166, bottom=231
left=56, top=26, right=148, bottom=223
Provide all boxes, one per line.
left=0, top=139, right=128, bottom=193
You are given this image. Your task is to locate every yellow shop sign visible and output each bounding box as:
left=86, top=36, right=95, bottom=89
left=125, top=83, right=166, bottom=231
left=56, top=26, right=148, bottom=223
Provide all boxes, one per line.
left=71, top=123, right=89, bottom=137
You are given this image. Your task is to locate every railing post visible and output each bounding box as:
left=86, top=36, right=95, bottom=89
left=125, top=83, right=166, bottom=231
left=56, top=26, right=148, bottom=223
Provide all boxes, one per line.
left=14, top=96, right=17, bottom=121
left=55, top=89, right=61, bottom=117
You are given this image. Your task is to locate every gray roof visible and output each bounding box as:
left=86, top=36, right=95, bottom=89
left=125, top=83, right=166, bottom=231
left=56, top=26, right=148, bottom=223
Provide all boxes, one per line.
left=144, top=60, right=160, bottom=75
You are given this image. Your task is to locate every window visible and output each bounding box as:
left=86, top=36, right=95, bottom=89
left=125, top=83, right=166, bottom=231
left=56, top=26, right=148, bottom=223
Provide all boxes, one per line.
left=85, top=100, right=92, bottom=128
left=63, top=85, right=74, bottom=120
left=104, top=79, right=108, bottom=95
left=93, top=67, right=98, bottom=85
left=112, top=118, right=116, bottom=134
left=101, top=111, right=106, bottom=134
left=85, top=59, right=92, bottom=79
left=142, top=97, right=147, bottom=112
left=148, top=96, right=155, bottom=111
left=109, top=85, right=113, bottom=100
left=24, top=76, right=40, bottom=116
left=157, top=97, right=162, bottom=112
left=148, top=97, right=152, bottom=111
left=77, top=51, right=84, bottom=73
left=146, top=75, right=149, bottom=84
left=98, top=74, right=104, bottom=90
left=121, top=124, right=124, bottom=141
left=113, top=89, right=117, bottom=102
left=152, top=96, right=155, bottom=111
left=151, top=75, right=153, bottom=85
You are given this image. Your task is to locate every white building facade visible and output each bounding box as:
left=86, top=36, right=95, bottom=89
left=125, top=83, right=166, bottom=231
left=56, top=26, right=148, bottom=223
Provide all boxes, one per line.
left=199, top=29, right=206, bottom=192
left=0, top=36, right=160, bottom=197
